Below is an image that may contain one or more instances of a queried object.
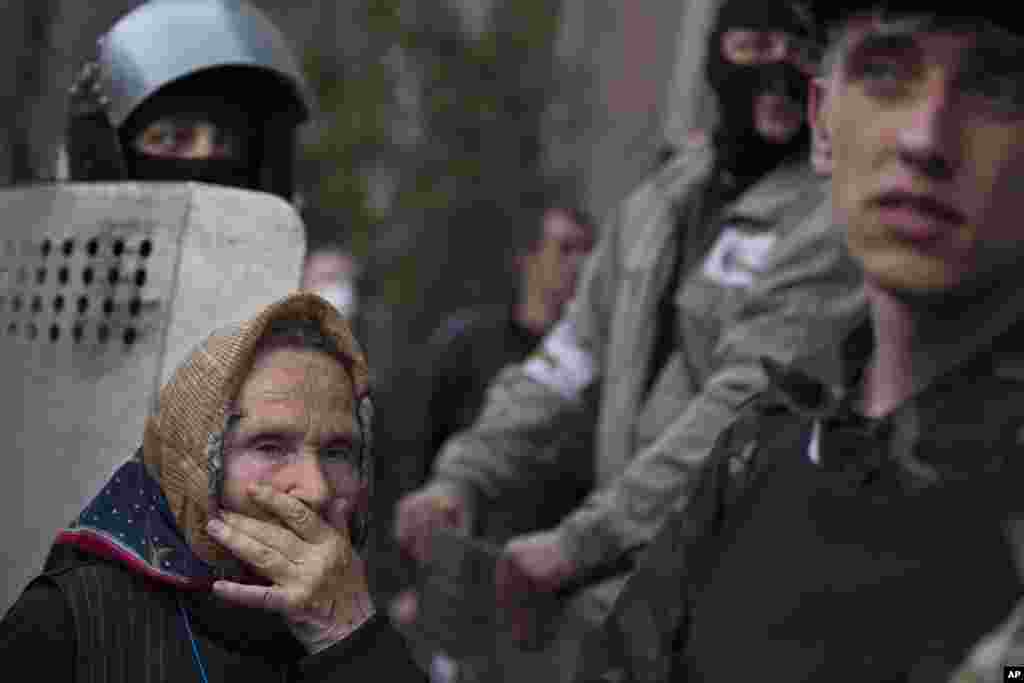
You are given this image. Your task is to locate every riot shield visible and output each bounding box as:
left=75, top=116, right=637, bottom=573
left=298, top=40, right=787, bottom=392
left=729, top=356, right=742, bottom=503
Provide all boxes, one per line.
left=0, top=182, right=304, bottom=612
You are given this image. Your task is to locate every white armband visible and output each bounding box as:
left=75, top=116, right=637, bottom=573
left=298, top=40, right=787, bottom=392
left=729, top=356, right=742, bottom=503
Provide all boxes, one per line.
left=522, top=319, right=597, bottom=401
left=701, top=227, right=777, bottom=288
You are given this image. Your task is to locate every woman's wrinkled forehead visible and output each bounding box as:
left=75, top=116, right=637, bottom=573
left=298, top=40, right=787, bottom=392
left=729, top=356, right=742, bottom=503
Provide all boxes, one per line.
left=241, top=346, right=354, bottom=406
left=229, top=348, right=359, bottom=450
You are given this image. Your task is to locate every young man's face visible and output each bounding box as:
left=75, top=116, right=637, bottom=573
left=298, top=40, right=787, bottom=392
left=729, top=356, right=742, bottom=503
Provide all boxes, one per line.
left=223, top=348, right=363, bottom=531
left=302, top=251, right=359, bottom=292
left=525, top=209, right=595, bottom=309
left=829, top=18, right=1024, bottom=292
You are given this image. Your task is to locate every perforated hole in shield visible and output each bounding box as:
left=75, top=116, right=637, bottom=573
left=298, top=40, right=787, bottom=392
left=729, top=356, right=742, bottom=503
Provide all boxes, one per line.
left=0, top=235, right=157, bottom=351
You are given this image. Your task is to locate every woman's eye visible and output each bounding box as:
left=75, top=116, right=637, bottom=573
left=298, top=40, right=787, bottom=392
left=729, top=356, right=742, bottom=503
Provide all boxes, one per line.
left=253, top=442, right=284, bottom=457
left=322, top=447, right=355, bottom=463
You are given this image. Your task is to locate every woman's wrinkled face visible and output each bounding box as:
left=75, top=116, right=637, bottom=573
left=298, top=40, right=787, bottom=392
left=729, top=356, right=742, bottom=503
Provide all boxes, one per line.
left=830, top=17, right=1024, bottom=292
left=223, top=348, right=362, bottom=531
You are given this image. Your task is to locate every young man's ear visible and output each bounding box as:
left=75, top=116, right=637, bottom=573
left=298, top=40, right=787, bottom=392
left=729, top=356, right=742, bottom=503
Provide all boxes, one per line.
left=808, top=76, right=833, bottom=176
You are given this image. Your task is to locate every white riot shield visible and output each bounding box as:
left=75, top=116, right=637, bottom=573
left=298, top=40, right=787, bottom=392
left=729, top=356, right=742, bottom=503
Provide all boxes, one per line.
left=0, top=182, right=305, bottom=612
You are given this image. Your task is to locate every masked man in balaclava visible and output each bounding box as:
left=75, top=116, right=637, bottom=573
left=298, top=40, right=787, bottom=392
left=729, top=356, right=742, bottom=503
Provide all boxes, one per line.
left=64, top=0, right=311, bottom=202
left=394, top=0, right=864, bottom=675
left=0, top=293, right=425, bottom=681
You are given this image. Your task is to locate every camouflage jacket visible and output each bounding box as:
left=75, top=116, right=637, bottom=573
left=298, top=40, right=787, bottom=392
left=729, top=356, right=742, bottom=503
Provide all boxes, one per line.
left=433, top=143, right=864, bottom=578
left=581, top=319, right=1024, bottom=683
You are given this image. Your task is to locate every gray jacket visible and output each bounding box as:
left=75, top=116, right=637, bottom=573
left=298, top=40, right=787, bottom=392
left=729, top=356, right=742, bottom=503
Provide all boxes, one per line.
left=433, top=142, right=865, bottom=577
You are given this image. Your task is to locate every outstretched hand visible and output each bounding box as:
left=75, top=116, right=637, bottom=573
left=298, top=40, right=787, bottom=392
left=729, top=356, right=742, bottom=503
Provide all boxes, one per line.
left=207, top=483, right=374, bottom=653
left=496, top=530, right=578, bottom=647
left=394, top=481, right=471, bottom=564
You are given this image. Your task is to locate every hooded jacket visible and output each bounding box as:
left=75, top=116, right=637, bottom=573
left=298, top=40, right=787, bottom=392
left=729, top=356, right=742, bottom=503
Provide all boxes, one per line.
left=0, top=292, right=425, bottom=682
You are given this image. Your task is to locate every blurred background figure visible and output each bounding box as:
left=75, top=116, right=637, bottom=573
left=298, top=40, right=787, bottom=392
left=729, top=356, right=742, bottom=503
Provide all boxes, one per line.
left=63, top=0, right=311, bottom=201
left=416, top=202, right=596, bottom=485
left=302, top=243, right=362, bottom=320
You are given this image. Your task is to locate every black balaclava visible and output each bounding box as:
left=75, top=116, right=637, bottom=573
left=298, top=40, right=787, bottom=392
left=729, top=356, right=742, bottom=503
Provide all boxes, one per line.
left=705, top=0, right=816, bottom=182
left=119, top=72, right=262, bottom=192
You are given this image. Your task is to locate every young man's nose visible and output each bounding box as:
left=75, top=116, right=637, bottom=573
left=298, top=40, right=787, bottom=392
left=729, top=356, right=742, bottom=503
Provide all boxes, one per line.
left=896, top=73, right=961, bottom=181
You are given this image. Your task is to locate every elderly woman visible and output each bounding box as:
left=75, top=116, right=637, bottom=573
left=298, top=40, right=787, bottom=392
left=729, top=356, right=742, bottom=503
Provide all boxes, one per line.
left=0, top=292, right=424, bottom=682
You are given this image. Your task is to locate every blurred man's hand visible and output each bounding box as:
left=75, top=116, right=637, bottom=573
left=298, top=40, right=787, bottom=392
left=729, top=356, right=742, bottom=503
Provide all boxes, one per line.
left=394, top=481, right=471, bottom=564
left=496, top=529, right=578, bottom=646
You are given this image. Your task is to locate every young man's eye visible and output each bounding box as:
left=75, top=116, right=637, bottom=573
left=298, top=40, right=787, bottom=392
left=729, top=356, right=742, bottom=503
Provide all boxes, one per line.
left=958, top=56, right=1024, bottom=118
left=859, top=59, right=903, bottom=83
left=849, top=57, right=919, bottom=99
left=213, top=129, right=241, bottom=157
left=138, top=124, right=175, bottom=150
left=153, top=129, right=176, bottom=146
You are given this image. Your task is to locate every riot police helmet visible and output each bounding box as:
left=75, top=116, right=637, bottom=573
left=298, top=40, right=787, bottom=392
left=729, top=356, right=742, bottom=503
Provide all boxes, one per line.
left=65, top=0, right=313, bottom=201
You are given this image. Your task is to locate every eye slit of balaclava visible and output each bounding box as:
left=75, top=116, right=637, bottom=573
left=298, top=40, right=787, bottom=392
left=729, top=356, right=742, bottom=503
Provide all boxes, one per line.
left=118, top=70, right=265, bottom=191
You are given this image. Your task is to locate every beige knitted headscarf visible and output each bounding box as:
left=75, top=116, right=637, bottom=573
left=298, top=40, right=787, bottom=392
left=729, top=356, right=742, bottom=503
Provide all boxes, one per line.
left=140, top=291, right=371, bottom=570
